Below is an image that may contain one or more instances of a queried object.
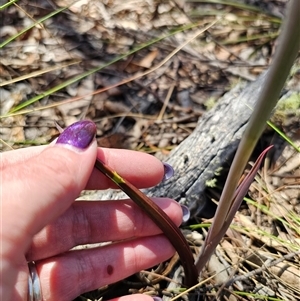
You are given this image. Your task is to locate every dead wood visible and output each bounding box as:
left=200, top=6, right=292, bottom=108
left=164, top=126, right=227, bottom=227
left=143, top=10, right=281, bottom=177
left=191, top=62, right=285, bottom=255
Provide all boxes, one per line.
left=145, top=72, right=268, bottom=218
left=83, top=68, right=298, bottom=221
left=84, top=72, right=269, bottom=218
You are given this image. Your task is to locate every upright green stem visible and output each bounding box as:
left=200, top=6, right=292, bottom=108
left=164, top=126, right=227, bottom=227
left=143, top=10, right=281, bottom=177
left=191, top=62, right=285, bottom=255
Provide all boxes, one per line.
left=195, top=0, right=300, bottom=272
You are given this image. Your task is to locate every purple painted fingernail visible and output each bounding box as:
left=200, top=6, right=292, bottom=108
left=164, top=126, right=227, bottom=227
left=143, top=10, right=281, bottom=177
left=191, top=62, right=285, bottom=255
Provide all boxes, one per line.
left=152, top=297, right=163, bottom=301
left=56, top=120, right=96, bottom=150
left=181, top=204, right=190, bottom=223
left=162, top=162, right=174, bottom=181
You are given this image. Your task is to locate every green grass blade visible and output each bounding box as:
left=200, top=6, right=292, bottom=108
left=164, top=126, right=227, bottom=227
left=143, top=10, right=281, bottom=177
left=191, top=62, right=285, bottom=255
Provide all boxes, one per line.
left=0, top=6, right=68, bottom=48
left=0, top=0, right=18, bottom=10
left=267, top=121, right=300, bottom=152
left=187, top=0, right=279, bottom=16
left=223, top=32, right=278, bottom=45
left=234, top=291, right=285, bottom=301
left=6, top=22, right=200, bottom=114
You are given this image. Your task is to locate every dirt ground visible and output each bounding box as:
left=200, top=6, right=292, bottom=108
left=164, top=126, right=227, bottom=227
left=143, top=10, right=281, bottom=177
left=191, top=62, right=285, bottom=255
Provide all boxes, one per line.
left=0, top=1, right=299, bottom=300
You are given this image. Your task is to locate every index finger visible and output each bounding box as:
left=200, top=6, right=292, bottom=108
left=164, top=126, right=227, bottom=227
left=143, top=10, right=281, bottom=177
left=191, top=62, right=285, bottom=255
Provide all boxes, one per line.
left=86, top=147, right=165, bottom=189
left=2, top=146, right=166, bottom=189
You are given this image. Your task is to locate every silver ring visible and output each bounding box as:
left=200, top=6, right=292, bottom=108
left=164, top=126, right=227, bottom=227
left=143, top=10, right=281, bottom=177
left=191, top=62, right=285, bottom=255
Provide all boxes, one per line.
left=28, top=261, right=42, bottom=301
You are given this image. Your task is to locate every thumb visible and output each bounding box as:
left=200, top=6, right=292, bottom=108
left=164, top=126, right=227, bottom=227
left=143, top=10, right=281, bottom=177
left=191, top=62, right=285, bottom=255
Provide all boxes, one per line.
left=1, top=121, right=98, bottom=256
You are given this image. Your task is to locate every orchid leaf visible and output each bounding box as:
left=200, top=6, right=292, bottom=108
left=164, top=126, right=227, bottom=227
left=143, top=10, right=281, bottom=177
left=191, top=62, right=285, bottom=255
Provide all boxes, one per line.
left=224, top=145, right=273, bottom=225
left=94, top=158, right=198, bottom=287
left=196, top=146, right=273, bottom=271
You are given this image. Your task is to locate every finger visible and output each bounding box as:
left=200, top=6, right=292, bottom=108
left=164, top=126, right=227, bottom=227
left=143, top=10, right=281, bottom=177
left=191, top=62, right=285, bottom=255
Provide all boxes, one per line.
left=1, top=145, right=46, bottom=165
left=87, top=147, right=165, bottom=189
left=37, top=235, right=174, bottom=300
left=27, top=198, right=183, bottom=261
left=110, top=295, right=158, bottom=301
left=2, top=146, right=166, bottom=189
left=1, top=139, right=97, bottom=262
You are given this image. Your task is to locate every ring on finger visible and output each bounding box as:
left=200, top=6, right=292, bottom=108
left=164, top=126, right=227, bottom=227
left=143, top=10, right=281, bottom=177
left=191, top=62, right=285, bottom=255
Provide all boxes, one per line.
left=28, top=261, right=42, bottom=301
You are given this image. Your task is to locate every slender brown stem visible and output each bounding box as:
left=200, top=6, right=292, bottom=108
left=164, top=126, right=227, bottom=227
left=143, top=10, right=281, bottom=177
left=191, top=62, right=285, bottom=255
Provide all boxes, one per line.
left=94, top=158, right=198, bottom=287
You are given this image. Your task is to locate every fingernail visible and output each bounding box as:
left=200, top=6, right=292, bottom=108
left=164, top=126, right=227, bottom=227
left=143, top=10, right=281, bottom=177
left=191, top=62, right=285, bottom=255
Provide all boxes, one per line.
left=162, top=162, right=174, bottom=181
left=152, top=297, right=163, bottom=301
left=56, top=120, right=96, bottom=150
left=181, top=204, right=190, bottom=223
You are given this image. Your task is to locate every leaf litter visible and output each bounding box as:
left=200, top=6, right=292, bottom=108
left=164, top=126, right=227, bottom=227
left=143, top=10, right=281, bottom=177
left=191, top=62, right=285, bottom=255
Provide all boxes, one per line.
left=0, top=0, right=299, bottom=300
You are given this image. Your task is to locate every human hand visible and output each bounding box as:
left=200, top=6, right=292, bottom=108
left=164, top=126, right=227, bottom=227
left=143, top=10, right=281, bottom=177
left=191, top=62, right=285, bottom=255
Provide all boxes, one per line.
left=1, top=121, right=183, bottom=301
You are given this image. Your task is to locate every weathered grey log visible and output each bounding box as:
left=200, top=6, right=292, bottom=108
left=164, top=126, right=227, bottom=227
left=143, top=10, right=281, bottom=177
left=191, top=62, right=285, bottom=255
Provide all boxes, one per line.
left=145, top=72, right=268, bottom=218
left=83, top=72, right=274, bottom=218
